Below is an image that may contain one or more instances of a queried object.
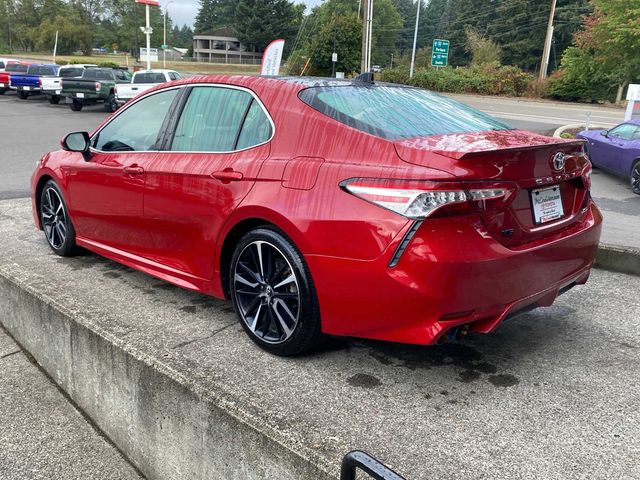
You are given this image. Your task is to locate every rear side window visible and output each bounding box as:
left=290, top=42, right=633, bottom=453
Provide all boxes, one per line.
left=96, top=70, right=113, bottom=80
left=236, top=101, right=272, bottom=150
left=299, top=85, right=511, bottom=140
left=0, top=61, right=5, bottom=69
left=170, top=86, right=253, bottom=152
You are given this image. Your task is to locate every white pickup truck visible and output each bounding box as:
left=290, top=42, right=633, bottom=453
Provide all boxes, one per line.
left=114, top=69, right=181, bottom=106
left=42, top=64, right=97, bottom=104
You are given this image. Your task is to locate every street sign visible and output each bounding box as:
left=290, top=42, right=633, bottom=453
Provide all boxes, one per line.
left=431, top=52, right=448, bottom=67
left=431, top=39, right=449, bottom=67
left=161, top=44, right=169, bottom=50
left=332, top=52, right=338, bottom=63
left=432, top=39, right=449, bottom=55
left=140, top=47, right=158, bottom=62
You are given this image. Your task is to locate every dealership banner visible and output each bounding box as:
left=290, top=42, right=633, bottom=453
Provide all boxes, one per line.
left=261, top=39, right=285, bottom=76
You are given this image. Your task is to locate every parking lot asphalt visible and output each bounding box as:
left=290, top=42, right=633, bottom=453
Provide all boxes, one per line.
left=0, top=327, right=143, bottom=479
left=1, top=197, right=639, bottom=480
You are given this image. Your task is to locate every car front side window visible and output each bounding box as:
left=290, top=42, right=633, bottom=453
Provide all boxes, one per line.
left=93, top=89, right=178, bottom=152
left=608, top=124, right=636, bottom=141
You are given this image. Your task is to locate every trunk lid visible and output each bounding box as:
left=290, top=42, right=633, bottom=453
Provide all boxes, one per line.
left=394, top=130, right=592, bottom=248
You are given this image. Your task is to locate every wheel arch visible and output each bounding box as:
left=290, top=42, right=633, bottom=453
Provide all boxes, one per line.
left=217, top=208, right=311, bottom=299
left=34, top=174, right=55, bottom=229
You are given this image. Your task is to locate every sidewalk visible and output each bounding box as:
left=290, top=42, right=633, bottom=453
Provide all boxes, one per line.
left=0, top=328, right=143, bottom=480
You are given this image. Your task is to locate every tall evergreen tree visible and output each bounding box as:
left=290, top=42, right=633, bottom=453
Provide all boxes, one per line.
left=194, top=0, right=235, bottom=34
left=234, top=0, right=303, bottom=53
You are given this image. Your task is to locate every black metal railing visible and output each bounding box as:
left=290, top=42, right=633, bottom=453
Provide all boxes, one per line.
left=340, top=450, right=406, bottom=480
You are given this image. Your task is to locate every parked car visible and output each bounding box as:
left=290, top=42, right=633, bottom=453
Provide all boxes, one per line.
left=11, top=63, right=59, bottom=99
left=31, top=76, right=602, bottom=356
left=115, top=69, right=181, bottom=106
left=42, top=64, right=97, bottom=105
left=577, top=120, right=640, bottom=195
left=60, top=67, right=132, bottom=112
left=0, top=61, right=33, bottom=95
left=0, top=58, right=13, bottom=72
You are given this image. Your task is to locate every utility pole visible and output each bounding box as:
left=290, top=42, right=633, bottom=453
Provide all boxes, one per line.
left=360, top=0, right=369, bottom=73
left=539, top=0, right=557, bottom=80
left=409, top=0, right=421, bottom=78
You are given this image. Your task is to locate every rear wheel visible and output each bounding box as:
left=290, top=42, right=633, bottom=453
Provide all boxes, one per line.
left=0, top=88, right=5, bottom=95
left=70, top=100, right=83, bottom=111
left=49, top=95, right=61, bottom=105
left=17, top=90, right=28, bottom=99
left=39, top=180, right=77, bottom=256
left=631, top=160, right=640, bottom=195
left=230, top=228, right=323, bottom=356
left=104, top=92, right=117, bottom=112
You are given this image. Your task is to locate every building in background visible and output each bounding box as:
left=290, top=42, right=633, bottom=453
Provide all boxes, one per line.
left=193, top=28, right=262, bottom=64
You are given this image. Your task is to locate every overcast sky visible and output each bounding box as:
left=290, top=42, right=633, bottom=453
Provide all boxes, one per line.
left=162, top=0, right=324, bottom=29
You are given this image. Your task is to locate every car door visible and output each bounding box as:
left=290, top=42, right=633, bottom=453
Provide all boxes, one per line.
left=598, top=123, right=637, bottom=172
left=143, top=84, right=273, bottom=281
left=65, top=87, right=180, bottom=257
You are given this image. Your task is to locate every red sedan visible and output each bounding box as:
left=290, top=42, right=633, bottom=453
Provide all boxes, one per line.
left=31, top=75, right=602, bottom=355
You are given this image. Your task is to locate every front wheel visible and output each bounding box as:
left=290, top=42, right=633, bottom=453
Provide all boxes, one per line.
left=229, top=228, right=323, bottom=356
left=631, top=160, right=640, bottom=195
left=39, top=180, right=77, bottom=256
left=104, top=92, right=117, bottom=112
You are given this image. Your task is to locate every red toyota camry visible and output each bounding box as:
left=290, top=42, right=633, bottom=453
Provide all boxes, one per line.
left=31, top=75, right=602, bottom=355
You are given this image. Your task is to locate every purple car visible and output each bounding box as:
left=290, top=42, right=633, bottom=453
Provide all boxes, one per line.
left=577, top=119, right=640, bottom=195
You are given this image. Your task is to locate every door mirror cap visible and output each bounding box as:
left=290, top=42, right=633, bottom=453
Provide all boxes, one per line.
left=600, top=130, right=608, bottom=137
left=62, top=131, right=92, bottom=161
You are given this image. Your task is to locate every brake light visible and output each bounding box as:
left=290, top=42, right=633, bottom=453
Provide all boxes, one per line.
left=95, top=82, right=101, bottom=91
left=38, top=78, right=42, bottom=87
left=341, top=178, right=516, bottom=219
left=582, top=165, right=592, bottom=190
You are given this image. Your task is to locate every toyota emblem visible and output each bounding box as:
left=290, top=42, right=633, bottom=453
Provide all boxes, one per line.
left=552, top=152, right=566, bottom=171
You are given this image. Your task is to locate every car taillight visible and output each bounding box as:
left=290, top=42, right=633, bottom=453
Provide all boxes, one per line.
left=582, top=165, right=592, bottom=190
left=38, top=78, right=42, bottom=87
left=114, top=85, right=118, bottom=95
left=95, top=81, right=101, bottom=91
left=341, top=178, right=516, bottom=219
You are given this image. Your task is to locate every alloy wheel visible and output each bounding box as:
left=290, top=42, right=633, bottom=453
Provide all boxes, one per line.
left=233, top=240, right=300, bottom=344
left=632, top=162, right=640, bottom=195
left=41, top=187, right=67, bottom=249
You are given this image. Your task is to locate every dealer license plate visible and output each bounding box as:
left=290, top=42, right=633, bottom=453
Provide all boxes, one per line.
left=76, top=93, right=84, bottom=98
left=531, top=185, right=564, bottom=224
left=0, top=83, right=4, bottom=87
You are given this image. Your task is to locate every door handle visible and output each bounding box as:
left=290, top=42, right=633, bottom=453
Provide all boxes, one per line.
left=211, top=169, right=243, bottom=183
left=123, top=165, right=144, bottom=175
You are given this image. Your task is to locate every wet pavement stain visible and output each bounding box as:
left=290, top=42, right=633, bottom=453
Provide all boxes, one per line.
left=488, top=374, right=520, bottom=387
left=458, top=370, right=482, bottom=383
left=180, top=306, right=197, bottom=313
left=152, top=283, right=175, bottom=290
left=347, top=373, right=382, bottom=389
left=103, top=271, right=121, bottom=279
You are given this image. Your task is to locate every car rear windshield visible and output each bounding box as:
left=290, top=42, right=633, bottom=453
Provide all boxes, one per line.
left=60, top=67, right=85, bottom=77
left=133, top=72, right=168, bottom=84
left=27, top=65, right=56, bottom=76
left=6, top=63, right=29, bottom=73
left=298, top=85, right=511, bottom=140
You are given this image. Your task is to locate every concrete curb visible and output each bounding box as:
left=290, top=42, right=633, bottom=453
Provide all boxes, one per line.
left=552, top=124, right=611, bottom=138
left=0, top=263, right=335, bottom=480
left=596, top=244, right=640, bottom=277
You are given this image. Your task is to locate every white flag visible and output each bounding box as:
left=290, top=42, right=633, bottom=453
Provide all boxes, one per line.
left=260, top=39, right=285, bottom=76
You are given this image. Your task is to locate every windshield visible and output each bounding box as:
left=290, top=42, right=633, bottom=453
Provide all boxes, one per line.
left=299, top=85, right=512, bottom=140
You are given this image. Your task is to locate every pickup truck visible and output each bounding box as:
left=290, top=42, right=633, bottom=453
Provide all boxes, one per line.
left=0, top=61, right=33, bottom=95
left=12, top=64, right=59, bottom=99
left=60, top=67, right=132, bottom=112
left=42, top=64, right=97, bottom=104
left=114, top=69, right=181, bottom=106
left=0, top=58, right=13, bottom=71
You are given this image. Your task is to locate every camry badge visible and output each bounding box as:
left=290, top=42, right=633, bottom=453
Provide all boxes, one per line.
left=552, top=152, right=566, bottom=171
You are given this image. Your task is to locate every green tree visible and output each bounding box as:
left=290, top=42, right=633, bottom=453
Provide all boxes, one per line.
left=234, top=0, right=303, bottom=54
left=306, top=12, right=362, bottom=75
left=194, top=0, right=235, bottom=33
left=32, top=14, right=92, bottom=54
left=465, top=27, right=501, bottom=66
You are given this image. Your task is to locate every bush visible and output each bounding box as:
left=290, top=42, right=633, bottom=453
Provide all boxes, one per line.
left=97, top=61, right=120, bottom=69
left=379, top=64, right=534, bottom=97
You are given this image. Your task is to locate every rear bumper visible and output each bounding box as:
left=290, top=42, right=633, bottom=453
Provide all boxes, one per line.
left=307, top=200, right=602, bottom=345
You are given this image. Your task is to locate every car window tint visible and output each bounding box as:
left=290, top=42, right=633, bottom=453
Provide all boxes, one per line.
left=0, top=61, right=4, bottom=69
left=83, top=69, right=96, bottom=80
left=608, top=124, right=637, bottom=141
left=8, top=63, right=29, bottom=73
left=94, top=89, right=178, bottom=152
left=632, top=127, right=640, bottom=140
left=236, top=100, right=272, bottom=150
left=168, top=72, right=181, bottom=80
left=170, top=86, right=252, bottom=152
left=61, top=67, right=84, bottom=77
left=299, top=85, right=512, bottom=140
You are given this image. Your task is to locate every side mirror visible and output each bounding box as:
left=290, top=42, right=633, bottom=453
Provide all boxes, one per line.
left=600, top=130, right=608, bottom=137
left=62, top=131, right=92, bottom=161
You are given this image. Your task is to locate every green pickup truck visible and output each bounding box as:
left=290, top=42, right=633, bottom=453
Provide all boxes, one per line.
left=60, top=67, right=132, bottom=112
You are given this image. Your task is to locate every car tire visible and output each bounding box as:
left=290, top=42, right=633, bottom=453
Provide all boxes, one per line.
left=49, top=95, right=61, bottom=105
left=229, top=227, right=323, bottom=356
left=17, top=90, right=28, bottom=99
left=70, top=100, right=83, bottom=111
left=631, top=160, right=640, bottom=195
left=104, top=92, right=117, bottom=113
left=39, top=180, right=77, bottom=256
left=0, top=88, right=5, bottom=95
